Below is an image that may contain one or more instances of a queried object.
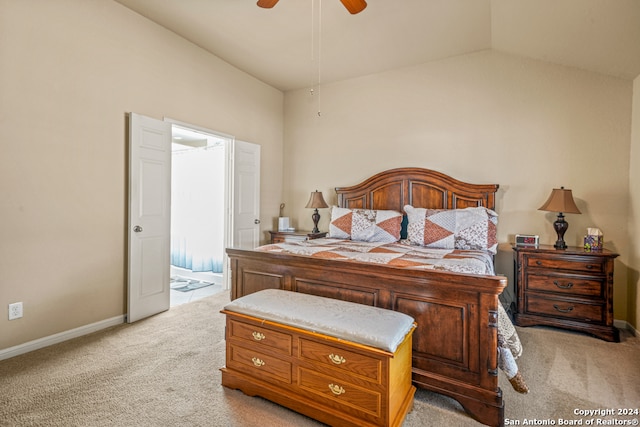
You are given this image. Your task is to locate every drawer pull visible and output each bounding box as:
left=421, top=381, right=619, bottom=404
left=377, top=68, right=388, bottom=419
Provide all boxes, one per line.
left=536, top=261, right=542, bottom=266
left=251, top=357, right=265, bottom=367
left=328, top=384, right=345, bottom=396
left=252, top=332, right=266, bottom=341
left=586, top=265, right=594, bottom=269
left=328, top=353, right=346, bottom=365
left=553, top=280, right=574, bottom=289
left=553, top=304, right=574, bottom=313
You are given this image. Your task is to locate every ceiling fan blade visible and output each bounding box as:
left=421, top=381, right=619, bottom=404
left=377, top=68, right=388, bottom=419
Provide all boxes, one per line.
left=257, top=0, right=279, bottom=9
left=339, top=0, right=367, bottom=14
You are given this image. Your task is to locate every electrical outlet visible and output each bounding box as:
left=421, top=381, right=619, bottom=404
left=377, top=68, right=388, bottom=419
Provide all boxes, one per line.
left=8, top=302, right=23, bottom=320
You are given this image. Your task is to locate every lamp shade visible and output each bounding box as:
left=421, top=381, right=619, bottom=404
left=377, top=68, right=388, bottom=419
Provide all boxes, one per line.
left=305, top=191, right=328, bottom=209
left=538, top=187, right=581, bottom=214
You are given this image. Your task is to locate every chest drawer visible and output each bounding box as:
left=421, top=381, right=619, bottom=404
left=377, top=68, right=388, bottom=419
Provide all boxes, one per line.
left=298, top=367, right=381, bottom=418
left=228, top=319, right=292, bottom=355
left=525, top=295, right=604, bottom=323
left=526, top=256, right=604, bottom=273
left=526, top=274, right=603, bottom=297
left=227, top=344, right=292, bottom=384
left=299, top=338, right=382, bottom=383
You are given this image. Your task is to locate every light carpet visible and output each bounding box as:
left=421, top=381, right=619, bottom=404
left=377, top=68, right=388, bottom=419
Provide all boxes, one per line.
left=1, top=291, right=638, bottom=427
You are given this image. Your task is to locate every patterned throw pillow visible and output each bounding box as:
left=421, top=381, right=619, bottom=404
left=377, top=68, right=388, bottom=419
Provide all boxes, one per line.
left=404, top=205, right=498, bottom=254
left=329, top=207, right=403, bottom=243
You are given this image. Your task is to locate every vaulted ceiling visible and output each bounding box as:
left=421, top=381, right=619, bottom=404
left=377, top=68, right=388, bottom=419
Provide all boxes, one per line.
left=114, top=0, right=640, bottom=92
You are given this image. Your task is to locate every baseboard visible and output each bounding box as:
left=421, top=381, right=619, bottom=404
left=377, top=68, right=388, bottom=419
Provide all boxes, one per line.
left=0, top=315, right=125, bottom=361
left=614, top=319, right=638, bottom=336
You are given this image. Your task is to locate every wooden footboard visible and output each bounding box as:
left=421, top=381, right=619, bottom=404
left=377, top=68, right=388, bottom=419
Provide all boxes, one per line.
left=227, top=248, right=507, bottom=427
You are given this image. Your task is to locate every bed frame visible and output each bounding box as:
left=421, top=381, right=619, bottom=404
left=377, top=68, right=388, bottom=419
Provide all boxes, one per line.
left=226, top=167, right=507, bottom=426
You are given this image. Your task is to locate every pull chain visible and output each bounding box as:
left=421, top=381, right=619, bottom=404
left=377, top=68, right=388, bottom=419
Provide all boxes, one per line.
left=317, top=0, right=322, bottom=116
left=310, top=0, right=322, bottom=117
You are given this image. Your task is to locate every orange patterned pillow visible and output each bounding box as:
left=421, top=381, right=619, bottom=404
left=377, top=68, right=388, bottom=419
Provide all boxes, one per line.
left=329, top=207, right=402, bottom=243
left=404, top=205, right=498, bottom=254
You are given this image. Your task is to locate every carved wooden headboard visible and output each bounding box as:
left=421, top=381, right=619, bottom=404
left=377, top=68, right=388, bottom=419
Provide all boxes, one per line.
left=335, top=167, right=498, bottom=212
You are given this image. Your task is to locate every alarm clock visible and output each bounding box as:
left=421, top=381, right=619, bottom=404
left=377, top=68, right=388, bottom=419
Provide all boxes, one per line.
left=515, top=234, right=539, bottom=246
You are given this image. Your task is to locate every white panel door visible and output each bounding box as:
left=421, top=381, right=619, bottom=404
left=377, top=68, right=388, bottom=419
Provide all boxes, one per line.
left=232, top=140, right=260, bottom=249
left=128, top=113, right=172, bottom=323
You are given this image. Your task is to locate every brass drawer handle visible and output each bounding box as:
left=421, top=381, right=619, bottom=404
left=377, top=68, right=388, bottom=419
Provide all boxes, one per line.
left=251, top=357, right=265, bottom=367
left=553, top=280, right=574, bottom=289
left=328, top=353, right=346, bottom=365
left=553, top=304, right=574, bottom=313
left=328, top=384, right=345, bottom=396
left=252, top=331, right=266, bottom=341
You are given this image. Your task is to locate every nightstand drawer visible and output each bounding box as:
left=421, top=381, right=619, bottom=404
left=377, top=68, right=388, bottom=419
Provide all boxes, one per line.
left=526, top=256, right=604, bottom=273
left=269, top=231, right=327, bottom=244
left=525, top=295, right=604, bottom=323
left=526, top=274, right=603, bottom=297
left=275, top=234, right=307, bottom=243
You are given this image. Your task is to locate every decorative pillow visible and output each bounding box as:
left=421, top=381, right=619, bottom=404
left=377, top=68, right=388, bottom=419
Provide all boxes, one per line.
left=404, top=205, right=498, bottom=254
left=329, top=207, right=403, bottom=243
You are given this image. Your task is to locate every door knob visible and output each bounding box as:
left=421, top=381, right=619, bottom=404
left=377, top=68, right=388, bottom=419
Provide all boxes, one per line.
left=133, top=225, right=143, bottom=233
left=254, top=219, right=260, bottom=224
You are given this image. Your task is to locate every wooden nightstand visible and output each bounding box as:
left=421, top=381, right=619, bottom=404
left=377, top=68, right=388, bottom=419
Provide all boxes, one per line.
left=512, top=244, right=619, bottom=342
left=269, top=230, right=327, bottom=244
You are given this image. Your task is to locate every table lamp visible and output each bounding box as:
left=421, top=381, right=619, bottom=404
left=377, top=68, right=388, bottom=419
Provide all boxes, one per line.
left=305, top=190, right=328, bottom=233
left=538, top=187, right=581, bottom=249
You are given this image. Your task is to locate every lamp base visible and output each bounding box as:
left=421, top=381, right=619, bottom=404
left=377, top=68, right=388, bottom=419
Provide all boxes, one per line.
left=311, top=209, right=320, bottom=234
left=554, top=240, right=567, bottom=250
left=553, top=213, right=568, bottom=250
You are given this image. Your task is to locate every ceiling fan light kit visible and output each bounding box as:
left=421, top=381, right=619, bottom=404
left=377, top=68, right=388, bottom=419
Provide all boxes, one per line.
left=257, top=0, right=367, bottom=14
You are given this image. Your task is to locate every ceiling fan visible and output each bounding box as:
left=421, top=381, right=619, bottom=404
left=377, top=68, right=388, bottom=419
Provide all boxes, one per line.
left=257, top=0, right=367, bottom=15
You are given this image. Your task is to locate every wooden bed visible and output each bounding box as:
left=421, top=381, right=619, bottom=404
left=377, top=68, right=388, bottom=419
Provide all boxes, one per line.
left=226, top=167, right=507, bottom=427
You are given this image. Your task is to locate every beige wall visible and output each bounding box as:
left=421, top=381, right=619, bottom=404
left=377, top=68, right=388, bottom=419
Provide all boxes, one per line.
left=630, top=76, right=640, bottom=329
left=283, top=50, right=634, bottom=326
left=1, top=1, right=637, bottom=355
left=0, top=0, right=284, bottom=350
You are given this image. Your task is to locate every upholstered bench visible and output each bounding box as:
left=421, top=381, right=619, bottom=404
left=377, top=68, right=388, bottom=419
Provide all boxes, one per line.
left=220, top=289, right=416, bottom=427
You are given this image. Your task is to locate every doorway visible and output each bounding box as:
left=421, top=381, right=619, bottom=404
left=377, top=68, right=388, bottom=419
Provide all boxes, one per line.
left=128, top=113, right=261, bottom=322
left=169, top=125, right=229, bottom=306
